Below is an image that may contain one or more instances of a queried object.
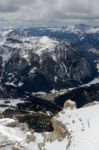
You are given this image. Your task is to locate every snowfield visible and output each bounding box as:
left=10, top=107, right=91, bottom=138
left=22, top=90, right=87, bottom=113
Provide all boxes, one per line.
left=0, top=102, right=99, bottom=150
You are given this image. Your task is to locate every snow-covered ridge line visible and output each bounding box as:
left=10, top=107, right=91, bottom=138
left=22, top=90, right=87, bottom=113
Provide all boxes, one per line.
left=4, top=36, right=59, bottom=56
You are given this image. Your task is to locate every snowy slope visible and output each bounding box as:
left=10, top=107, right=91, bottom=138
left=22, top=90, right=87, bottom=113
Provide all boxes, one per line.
left=87, top=27, right=99, bottom=34
left=52, top=104, right=99, bottom=150
left=0, top=102, right=99, bottom=150
left=5, top=36, right=59, bottom=56
left=40, top=103, right=99, bottom=150
left=2, top=36, right=59, bottom=63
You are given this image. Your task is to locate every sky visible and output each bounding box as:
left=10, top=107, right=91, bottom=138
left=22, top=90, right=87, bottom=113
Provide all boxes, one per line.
left=0, top=0, right=99, bottom=27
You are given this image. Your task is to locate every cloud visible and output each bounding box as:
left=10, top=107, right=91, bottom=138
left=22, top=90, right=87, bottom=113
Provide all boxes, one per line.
left=0, top=0, right=99, bottom=25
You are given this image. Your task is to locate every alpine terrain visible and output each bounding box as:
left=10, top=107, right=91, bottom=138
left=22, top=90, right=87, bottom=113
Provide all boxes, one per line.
left=0, top=24, right=99, bottom=150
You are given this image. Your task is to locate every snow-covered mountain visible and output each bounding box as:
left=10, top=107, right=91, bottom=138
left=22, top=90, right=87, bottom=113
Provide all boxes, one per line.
left=0, top=24, right=98, bottom=99
left=19, top=24, right=99, bottom=51
left=0, top=31, right=96, bottom=92
left=0, top=24, right=99, bottom=150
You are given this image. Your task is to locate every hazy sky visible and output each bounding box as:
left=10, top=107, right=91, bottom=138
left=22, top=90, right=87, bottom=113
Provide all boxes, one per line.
left=0, top=0, right=99, bottom=26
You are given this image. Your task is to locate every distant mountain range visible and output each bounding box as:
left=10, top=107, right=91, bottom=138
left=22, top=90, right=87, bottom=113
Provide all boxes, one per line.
left=0, top=24, right=99, bottom=150
left=0, top=24, right=98, bottom=102
left=0, top=25, right=98, bottom=92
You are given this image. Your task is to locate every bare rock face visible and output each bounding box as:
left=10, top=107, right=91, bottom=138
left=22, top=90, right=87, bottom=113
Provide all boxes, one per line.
left=50, top=118, right=69, bottom=142
left=63, top=100, right=76, bottom=110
